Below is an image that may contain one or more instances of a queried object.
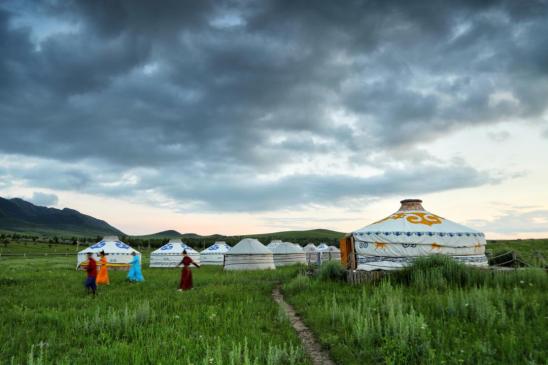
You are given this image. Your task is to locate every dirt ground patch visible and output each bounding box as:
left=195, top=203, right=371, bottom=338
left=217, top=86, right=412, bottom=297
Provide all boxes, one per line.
left=272, top=286, right=335, bottom=365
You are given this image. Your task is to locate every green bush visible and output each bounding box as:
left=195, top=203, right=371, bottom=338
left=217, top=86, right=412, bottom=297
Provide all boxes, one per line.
left=318, top=261, right=346, bottom=282
left=285, top=274, right=311, bottom=292
left=388, top=255, right=548, bottom=290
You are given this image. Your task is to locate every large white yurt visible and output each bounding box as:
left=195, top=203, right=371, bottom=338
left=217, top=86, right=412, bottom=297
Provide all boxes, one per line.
left=303, top=243, right=320, bottom=265
left=271, top=242, right=306, bottom=267
left=224, top=238, right=275, bottom=271
left=149, top=239, right=200, bottom=268
left=200, top=241, right=231, bottom=265
left=350, top=199, right=488, bottom=271
left=77, top=236, right=138, bottom=269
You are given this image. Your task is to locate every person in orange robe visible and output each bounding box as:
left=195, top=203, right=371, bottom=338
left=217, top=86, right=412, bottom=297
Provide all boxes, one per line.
left=177, top=250, right=200, bottom=291
left=96, top=251, right=110, bottom=285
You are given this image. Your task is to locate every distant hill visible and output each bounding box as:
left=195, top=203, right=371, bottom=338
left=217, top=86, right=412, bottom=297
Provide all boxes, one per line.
left=0, top=197, right=345, bottom=243
left=133, top=230, right=183, bottom=239
left=242, top=229, right=345, bottom=241
left=0, top=197, right=124, bottom=237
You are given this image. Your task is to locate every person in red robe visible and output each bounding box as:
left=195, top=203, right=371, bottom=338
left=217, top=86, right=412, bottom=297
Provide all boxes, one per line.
left=177, top=250, right=200, bottom=291
left=78, top=252, right=97, bottom=297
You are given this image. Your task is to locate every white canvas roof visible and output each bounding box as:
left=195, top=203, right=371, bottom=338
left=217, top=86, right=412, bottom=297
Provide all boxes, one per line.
left=77, top=236, right=139, bottom=266
left=201, top=241, right=231, bottom=254
left=352, top=199, right=488, bottom=270
left=228, top=238, right=272, bottom=254
left=151, top=239, right=199, bottom=254
left=303, top=243, right=318, bottom=252
left=267, top=240, right=283, bottom=249
left=317, top=243, right=329, bottom=251
left=224, top=238, right=275, bottom=270
left=271, top=242, right=304, bottom=254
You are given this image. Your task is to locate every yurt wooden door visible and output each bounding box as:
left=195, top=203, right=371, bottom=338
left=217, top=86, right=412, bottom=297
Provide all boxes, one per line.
left=339, top=236, right=355, bottom=269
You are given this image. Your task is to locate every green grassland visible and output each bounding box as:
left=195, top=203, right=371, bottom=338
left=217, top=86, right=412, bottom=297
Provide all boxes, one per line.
left=1, top=240, right=547, bottom=364
left=486, top=239, right=547, bottom=266
left=284, top=258, right=548, bottom=365
left=0, top=256, right=309, bottom=365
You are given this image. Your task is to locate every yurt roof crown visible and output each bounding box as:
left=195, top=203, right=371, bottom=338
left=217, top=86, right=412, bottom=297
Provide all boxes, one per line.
left=228, top=238, right=270, bottom=254
left=398, top=199, right=425, bottom=211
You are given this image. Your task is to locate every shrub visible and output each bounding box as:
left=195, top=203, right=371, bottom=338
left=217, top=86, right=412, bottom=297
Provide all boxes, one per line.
left=284, top=275, right=311, bottom=292
left=318, top=261, right=346, bottom=282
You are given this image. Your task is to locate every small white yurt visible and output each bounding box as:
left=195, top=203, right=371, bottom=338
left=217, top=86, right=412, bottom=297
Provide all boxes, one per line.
left=224, top=238, right=275, bottom=271
left=319, top=245, right=341, bottom=263
left=200, top=241, right=231, bottom=265
left=267, top=240, right=283, bottom=250
left=149, top=239, right=200, bottom=268
left=271, top=242, right=306, bottom=267
left=350, top=199, right=488, bottom=271
left=77, top=236, right=138, bottom=269
left=303, top=243, right=320, bottom=265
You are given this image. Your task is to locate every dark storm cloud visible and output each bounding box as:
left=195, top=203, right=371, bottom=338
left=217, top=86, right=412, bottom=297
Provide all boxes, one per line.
left=1, top=155, right=495, bottom=212
left=0, top=0, right=546, bottom=211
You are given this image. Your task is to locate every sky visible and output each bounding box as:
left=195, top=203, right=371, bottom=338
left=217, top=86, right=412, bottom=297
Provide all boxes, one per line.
left=1, top=0, right=547, bottom=238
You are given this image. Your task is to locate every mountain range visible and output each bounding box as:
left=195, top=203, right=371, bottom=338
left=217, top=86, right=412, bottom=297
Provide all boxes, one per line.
left=0, top=197, right=124, bottom=236
left=0, top=196, right=344, bottom=240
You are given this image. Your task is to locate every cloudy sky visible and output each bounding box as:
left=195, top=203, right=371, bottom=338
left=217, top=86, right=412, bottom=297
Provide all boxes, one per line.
left=1, top=0, right=547, bottom=238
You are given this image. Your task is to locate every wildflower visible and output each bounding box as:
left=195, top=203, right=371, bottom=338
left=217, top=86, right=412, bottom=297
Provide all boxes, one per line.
left=520, top=280, right=525, bottom=284
left=174, top=315, right=180, bottom=319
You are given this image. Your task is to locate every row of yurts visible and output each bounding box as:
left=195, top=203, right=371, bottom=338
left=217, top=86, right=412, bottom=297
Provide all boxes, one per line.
left=77, top=199, right=489, bottom=271
left=77, top=238, right=341, bottom=270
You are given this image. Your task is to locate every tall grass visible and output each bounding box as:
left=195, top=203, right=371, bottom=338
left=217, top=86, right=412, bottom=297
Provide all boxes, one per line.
left=284, top=256, right=548, bottom=365
left=389, top=255, right=547, bottom=290
left=0, top=257, right=309, bottom=364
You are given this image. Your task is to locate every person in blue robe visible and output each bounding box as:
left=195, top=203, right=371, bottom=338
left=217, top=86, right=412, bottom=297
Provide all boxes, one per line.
left=127, top=251, right=144, bottom=282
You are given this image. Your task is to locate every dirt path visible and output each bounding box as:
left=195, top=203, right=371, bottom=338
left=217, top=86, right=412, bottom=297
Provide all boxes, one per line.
left=272, top=286, right=336, bottom=365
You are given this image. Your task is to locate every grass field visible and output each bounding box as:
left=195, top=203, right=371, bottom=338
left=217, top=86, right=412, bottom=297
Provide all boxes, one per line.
left=284, top=258, right=548, bottom=365
left=0, top=256, right=309, bottom=365
left=1, top=241, right=547, bottom=364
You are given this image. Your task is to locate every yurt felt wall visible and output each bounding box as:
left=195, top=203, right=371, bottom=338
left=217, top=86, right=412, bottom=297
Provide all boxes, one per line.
left=271, top=242, right=306, bottom=267
left=352, top=199, right=488, bottom=271
left=224, top=238, right=275, bottom=271
left=149, top=239, right=200, bottom=268
left=200, top=241, right=231, bottom=265
left=77, top=236, right=139, bottom=270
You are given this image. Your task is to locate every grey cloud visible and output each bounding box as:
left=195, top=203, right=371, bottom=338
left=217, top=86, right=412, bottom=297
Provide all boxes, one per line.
left=27, top=192, right=59, bottom=206
left=1, top=154, right=496, bottom=212
left=147, top=162, right=496, bottom=212
left=0, top=0, right=546, bottom=212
